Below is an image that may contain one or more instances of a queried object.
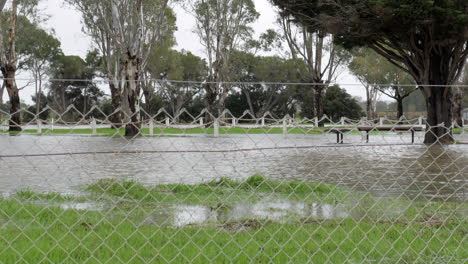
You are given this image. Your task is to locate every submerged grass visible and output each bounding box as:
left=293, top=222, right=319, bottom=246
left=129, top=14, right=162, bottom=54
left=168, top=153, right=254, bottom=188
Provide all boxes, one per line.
left=1, top=176, right=466, bottom=263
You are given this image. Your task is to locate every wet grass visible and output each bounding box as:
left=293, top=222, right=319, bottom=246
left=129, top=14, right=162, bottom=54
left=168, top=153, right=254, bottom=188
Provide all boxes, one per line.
left=0, top=196, right=466, bottom=263
left=1, top=176, right=466, bottom=263
left=85, top=175, right=349, bottom=205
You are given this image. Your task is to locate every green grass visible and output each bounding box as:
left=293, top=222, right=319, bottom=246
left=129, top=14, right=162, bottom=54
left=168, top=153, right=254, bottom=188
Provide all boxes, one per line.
left=1, top=176, right=466, bottom=263
left=85, top=175, right=349, bottom=205
left=0, top=198, right=466, bottom=263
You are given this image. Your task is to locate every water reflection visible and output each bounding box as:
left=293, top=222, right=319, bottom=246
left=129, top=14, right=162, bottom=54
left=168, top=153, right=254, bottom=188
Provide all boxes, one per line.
left=172, top=201, right=348, bottom=227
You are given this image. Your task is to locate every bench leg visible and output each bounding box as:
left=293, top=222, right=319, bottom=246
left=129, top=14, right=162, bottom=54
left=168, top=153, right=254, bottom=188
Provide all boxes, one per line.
left=340, top=133, right=344, bottom=144
left=336, top=133, right=339, bottom=144
left=366, top=132, right=369, bottom=143
left=412, top=131, right=414, bottom=144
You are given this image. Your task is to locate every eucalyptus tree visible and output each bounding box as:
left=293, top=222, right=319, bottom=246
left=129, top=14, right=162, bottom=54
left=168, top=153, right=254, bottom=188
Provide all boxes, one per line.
left=190, top=0, right=259, bottom=117
left=271, top=0, right=468, bottom=144
left=349, top=48, right=416, bottom=120
left=148, top=50, right=207, bottom=119
left=278, top=15, right=349, bottom=126
left=67, top=0, right=176, bottom=136
left=21, top=27, right=61, bottom=116
left=0, top=0, right=42, bottom=131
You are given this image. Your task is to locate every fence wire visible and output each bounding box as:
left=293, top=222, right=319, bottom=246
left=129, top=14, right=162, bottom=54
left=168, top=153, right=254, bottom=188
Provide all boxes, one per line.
left=0, top=82, right=467, bottom=263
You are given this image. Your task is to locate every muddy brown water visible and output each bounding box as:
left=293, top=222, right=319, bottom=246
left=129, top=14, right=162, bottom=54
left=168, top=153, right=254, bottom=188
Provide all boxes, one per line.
left=0, top=133, right=467, bottom=202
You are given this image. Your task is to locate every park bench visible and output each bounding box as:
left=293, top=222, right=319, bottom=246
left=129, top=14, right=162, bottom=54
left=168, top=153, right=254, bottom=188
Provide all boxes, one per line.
left=327, top=126, right=424, bottom=144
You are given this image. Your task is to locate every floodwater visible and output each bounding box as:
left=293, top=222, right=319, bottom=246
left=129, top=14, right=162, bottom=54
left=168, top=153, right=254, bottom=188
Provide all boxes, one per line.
left=0, top=132, right=467, bottom=201
left=150, top=201, right=349, bottom=227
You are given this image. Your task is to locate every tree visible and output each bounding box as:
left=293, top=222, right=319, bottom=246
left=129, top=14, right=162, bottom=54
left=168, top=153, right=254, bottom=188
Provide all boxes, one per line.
left=0, top=0, right=43, bottom=131
left=190, top=0, right=259, bottom=118
left=271, top=0, right=468, bottom=144
left=47, top=53, right=103, bottom=120
left=227, top=50, right=304, bottom=118
left=20, top=25, right=62, bottom=117
left=324, top=85, right=363, bottom=121
left=453, top=62, right=468, bottom=126
left=278, top=14, right=349, bottom=126
left=67, top=0, right=176, bottom=136
left=349, top=48, right=417, bottom=120
left=146, top=50, right=208, bottom=118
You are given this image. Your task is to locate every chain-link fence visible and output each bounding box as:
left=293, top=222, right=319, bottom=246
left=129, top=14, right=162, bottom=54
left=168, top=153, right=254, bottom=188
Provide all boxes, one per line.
left=0, top=80, right=467, bottom=263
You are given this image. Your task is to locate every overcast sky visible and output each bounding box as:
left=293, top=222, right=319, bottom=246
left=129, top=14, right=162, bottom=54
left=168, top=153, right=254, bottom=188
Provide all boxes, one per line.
left=6, top=0, right=365, bottom=104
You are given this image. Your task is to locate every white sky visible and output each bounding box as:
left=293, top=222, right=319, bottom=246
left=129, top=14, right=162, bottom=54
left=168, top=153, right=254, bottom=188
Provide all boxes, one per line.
left=6, top=0, right=364, bottom=104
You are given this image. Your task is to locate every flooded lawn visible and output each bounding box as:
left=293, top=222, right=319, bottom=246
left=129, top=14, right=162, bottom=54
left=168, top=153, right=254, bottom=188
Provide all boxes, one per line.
left=0, top=133, right=466, bottom=201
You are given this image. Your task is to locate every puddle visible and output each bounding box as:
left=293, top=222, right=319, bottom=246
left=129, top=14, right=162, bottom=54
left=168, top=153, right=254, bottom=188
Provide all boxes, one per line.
left=59, top=202, right=104, bottom=211
left=30, top=201, right=105, bottom=211
left=171, top=201, right=349, bottom=227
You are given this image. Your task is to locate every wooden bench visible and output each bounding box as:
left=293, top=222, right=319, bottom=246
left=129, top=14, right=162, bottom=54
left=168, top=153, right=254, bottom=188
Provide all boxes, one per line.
left=327, top=126, right=424, bottom=144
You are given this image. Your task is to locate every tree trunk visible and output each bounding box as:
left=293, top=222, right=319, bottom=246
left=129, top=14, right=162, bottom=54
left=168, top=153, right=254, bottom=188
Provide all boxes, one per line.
left=123, top=54, right=141, bottom=137
left=396, top=97, right=404, bottom=120
left=4, top=69, right=21, bottom=131
left=422, top=86, right=453, bottom=144
left=36, top=77, right=42, bottom=118
left=0, top=81, right=4, bottom=105
left=109, top=81, right=122, bottom=126
left=452, top=87, right=463, bottom=127
left=205, top=83, right=217, bottom=126
left=314, top=85, right=325, bottom=127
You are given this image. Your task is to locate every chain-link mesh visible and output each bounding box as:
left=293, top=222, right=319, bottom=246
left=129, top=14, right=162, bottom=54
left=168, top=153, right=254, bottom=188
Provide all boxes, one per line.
left=0, top=80, right=467, bottom=263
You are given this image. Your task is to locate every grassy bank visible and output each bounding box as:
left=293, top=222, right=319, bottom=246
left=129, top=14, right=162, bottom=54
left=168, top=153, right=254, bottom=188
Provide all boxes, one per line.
left=1, top=176, right=467, bottom=263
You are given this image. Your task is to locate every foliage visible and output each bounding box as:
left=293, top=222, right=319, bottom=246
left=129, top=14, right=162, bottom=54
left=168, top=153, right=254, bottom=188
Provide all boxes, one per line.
left=323, top=85, right=364, bottom=121
left=47, top=53, right=104, bottom=119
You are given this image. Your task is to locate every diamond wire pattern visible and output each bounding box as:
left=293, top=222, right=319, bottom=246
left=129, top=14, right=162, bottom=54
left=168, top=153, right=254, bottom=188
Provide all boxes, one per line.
left=0, top=87, right=467, bottom=263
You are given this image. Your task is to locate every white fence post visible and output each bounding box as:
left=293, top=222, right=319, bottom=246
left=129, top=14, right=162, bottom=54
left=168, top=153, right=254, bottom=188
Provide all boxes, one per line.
left=91, top=118, right=97, bottom=135
left=341, top=117, right=345, bottom=126
left=232, top=117, right=236, bottom=127
left=165, top=117, right=170, bottom=127
left=314, top=117, right=319, bottom=127
left=149, top=119, right=154, bottom=136
left=2, top=119, right=7, bottom=132
left=51, top=118, right=54, bottom=131
left=199, top=117, right=204, bottom=126
left=214, top=119, right=219, bottom=137
left=261, top=117, right=265, bottom=127
left=419, top=116, right=423, bottom=126
left=379, top=117, right=384, bottom=126
left=37, top=120, right=42, bottom=134
left=282, top=119, right=287, bottom=137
